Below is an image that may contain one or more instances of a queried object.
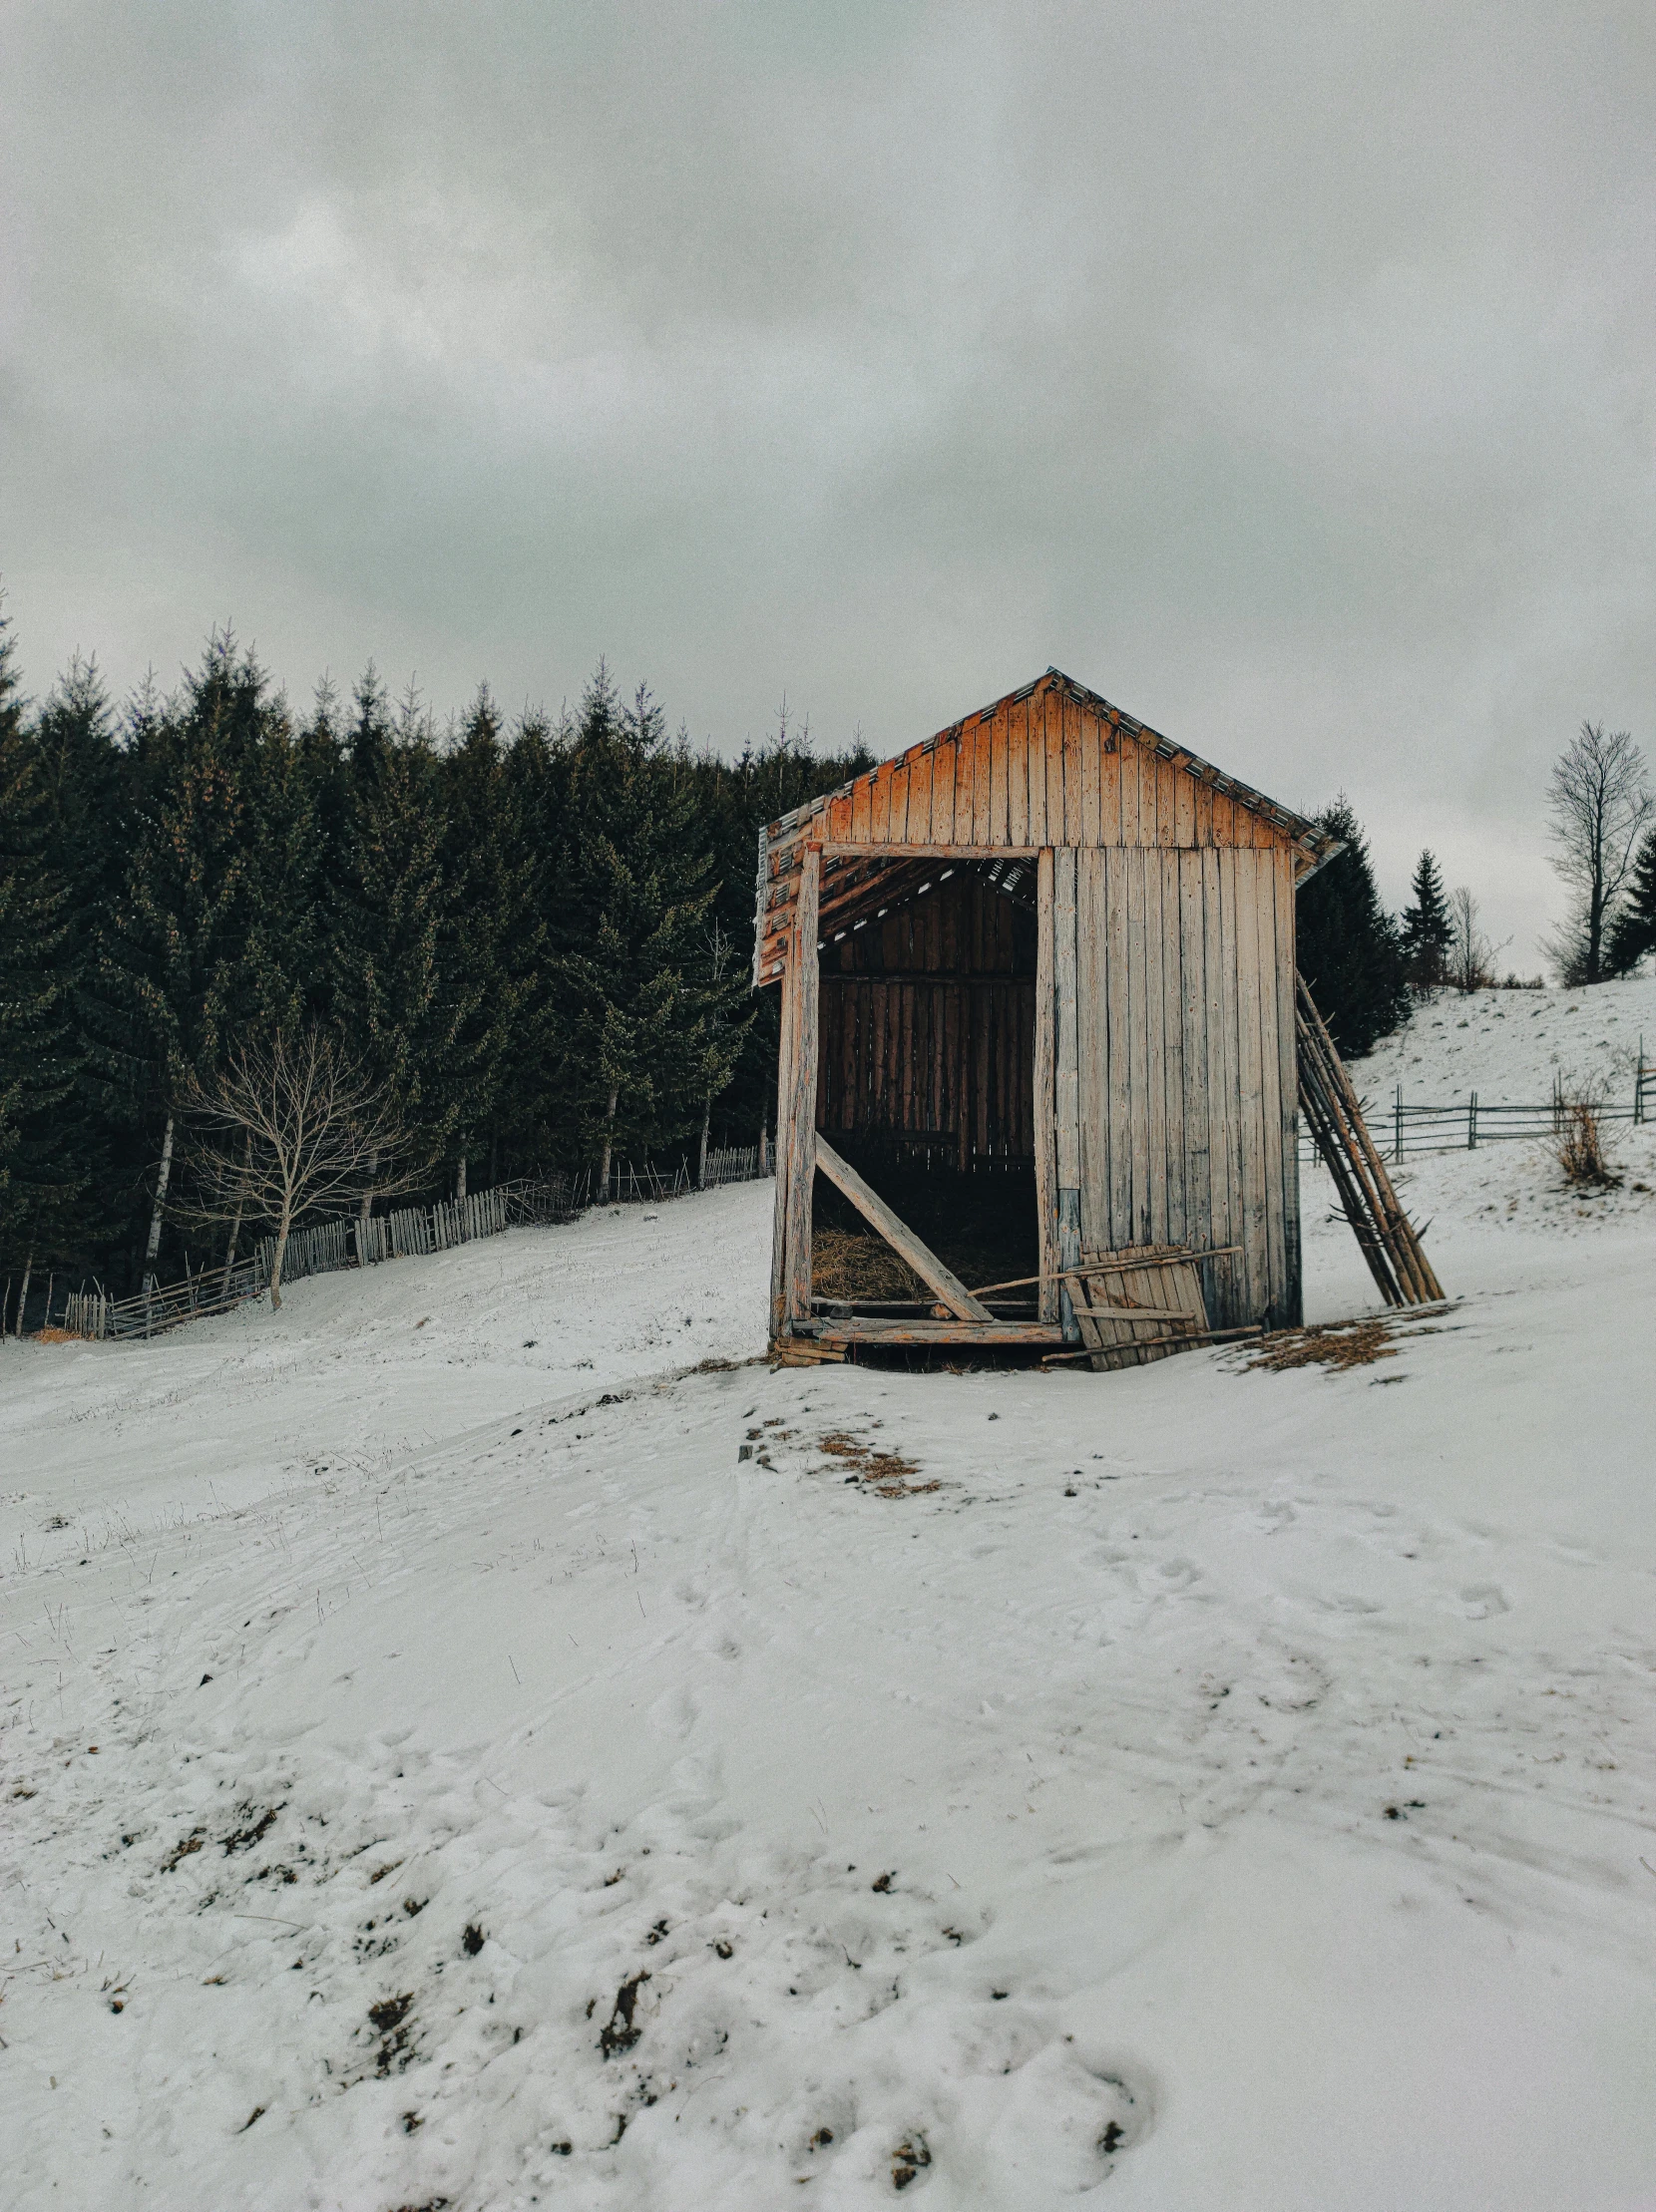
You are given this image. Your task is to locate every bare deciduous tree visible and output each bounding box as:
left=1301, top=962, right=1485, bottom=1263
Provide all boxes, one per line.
left=1544, top=722, right=1652, bottom=985
left=1447, top=887, right=1506, bottom=993
left=182, top=1028, right=412, bottom=1308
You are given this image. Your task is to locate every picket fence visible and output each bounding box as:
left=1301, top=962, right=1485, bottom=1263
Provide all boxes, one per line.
left=59, top=1177, right=580, bottom=1340
left=53, top=1148, right=775, bottom=1344
left=62, top=1254, right=270, bottom=1342
left=701, top=1143, right=763, bottom=1188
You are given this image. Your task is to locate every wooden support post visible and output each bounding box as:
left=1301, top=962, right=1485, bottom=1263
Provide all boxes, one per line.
left=1034, top=849, right=1058, bottom=1325
left=780, top=846, right=821, bottom=1331
left=1053, top=848, right=1082, bottom=1341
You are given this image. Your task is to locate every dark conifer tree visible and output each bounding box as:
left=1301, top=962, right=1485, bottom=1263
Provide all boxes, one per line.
left=100, top=633, right=276, bottom=1281
left=1605, top=825, right=1656, bottom=975
left=327, top=673, right=463, bottom=1164
left=495, top=703, right=572, bottom=1172
left=435, top=686, right=549, bottom=1193
left=1399, top=849, right=1452, bottom=994
left=675, top=709, right=875, bottom=1148
left=549, top=670, right=746, bottom=1188
left=26, top=655, right=129, bottom=1255
left=0, top=618, right=93, bottom=1278
left=1296, top=798, right=1410, bottom=1058
left=239, top=682, right=336, bottom=1039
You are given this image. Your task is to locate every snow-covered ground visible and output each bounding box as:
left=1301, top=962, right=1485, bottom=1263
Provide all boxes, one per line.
left=4, top=993, right=1655, bottom=2212
left=1354, top=970, right=1656, bottom=1106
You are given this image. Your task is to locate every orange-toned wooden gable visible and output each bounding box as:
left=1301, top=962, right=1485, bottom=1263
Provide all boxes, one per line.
left=755, top=670, right=1328, bottom=987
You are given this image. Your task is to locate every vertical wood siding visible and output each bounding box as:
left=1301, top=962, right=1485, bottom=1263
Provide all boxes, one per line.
left=814, top=693, right=1277, bottom=856
left=1069, top=845, right=1300, bottom=1331
left=757, top=678, right=1309, bottom=986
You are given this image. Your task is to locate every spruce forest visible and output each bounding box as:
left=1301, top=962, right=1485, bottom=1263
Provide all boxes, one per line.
left=0, top=619, right=874, bottom=1302
left=0, top=612, right=1481, bottom=1309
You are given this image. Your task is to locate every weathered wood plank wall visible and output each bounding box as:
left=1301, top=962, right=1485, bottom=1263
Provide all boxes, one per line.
left=1069, top=845, right=1300, bottom=1332
left=815, top=874, right=1036, bottom=1167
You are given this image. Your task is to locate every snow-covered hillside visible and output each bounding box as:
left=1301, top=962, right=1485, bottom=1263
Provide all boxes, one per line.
left=1350, top=970, right=1656, bottom=1105
left=3, top=997, right=1654, bottom=2212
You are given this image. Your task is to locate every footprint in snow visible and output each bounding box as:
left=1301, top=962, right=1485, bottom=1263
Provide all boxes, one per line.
left=646, top=1683, right=699, bottom=1739
left=1458, top=1584, right=1511, bottom=1619
left=981, top=2039, right=1152, bottom=2193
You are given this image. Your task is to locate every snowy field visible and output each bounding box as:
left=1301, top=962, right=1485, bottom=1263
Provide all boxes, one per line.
left=4, top=983, right=1656, bottom=2211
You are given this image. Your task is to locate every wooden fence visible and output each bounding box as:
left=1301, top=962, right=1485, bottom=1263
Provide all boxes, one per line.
left=57, top=1178, right=581, bottom=1341
left=48, top=1154, right=771, bottom=1344
left=1296, top=1047, right=1651, bottom=1164
left=62, top=1254, right=270, bottom=1341
left=701, top=1143, right=763, bottom=1187
left=1381, top=1058, right=1649, bottom=1158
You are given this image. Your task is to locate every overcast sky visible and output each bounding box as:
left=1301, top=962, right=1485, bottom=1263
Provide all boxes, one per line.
left=4, top=2, right=1653, bottom=962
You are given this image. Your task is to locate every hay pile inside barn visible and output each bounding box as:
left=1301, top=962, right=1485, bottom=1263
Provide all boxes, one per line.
left=810, top=1227, right=925, bottom=1302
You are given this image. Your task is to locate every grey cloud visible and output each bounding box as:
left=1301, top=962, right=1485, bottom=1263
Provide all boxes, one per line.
left=4, top=1, right=1653, bottom=961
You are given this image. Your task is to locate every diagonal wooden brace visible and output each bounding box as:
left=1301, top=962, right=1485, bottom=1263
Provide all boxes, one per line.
left=812, top=1136, right=995, bottom=1322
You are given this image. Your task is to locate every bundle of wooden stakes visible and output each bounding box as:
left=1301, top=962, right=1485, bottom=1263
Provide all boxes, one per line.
left=1295, top=973, right=1443, bottom=1307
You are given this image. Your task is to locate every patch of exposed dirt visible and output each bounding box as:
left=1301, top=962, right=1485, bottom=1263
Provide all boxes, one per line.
left=599, top=1971, right=650, bottom=2058
left=366, top=1991, right=419, bottom=2076
left=815, top=1430, right=940, bottom=1499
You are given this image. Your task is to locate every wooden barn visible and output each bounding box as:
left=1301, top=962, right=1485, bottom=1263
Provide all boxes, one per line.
left=753, top=667, right=1438, bottom=1366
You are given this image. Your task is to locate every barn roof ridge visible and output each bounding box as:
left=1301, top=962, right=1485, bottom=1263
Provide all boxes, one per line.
left=761, top=664, right=1332, bottom=858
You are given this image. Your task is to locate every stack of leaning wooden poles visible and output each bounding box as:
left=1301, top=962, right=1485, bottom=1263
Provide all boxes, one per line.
left=1296, top=972, right=1443, bottom=1307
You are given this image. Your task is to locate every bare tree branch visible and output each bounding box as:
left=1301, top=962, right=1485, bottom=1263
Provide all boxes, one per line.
left=179, top=1028, right=414, bottom=1307
left=1546, top=723, right=1653, bottom=984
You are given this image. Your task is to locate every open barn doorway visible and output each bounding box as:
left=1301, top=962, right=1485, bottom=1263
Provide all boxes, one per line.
left=807, top=856, right=1042, bottom=1332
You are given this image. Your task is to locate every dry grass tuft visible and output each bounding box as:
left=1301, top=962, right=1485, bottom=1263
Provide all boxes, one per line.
left=1247, top=1318, right=1400, bottom=1372
left=1552, top=1091, right=1622, bottom=1190
left=1246, top=1311, right=1446, bottom=1374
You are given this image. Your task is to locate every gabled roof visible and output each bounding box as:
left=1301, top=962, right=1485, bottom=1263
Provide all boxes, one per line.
left=752, top=667, right=1340, bottom=986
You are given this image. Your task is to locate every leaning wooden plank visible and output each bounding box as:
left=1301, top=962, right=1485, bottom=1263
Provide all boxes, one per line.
left=813, top=1135, right=995, bottom=1321
left=966, top=1248, right=1241, bottom=1297
left=1297, top=975, right=1444, bottom=1303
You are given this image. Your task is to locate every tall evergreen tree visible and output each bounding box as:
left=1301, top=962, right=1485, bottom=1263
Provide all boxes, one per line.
left=327, top=673, right=464, bottom=1165
left=100, top=632, right=278, bottom=1282
left=25, top=655, right=129, bottom=1257
left=436, top=687, right=548, bottom=1194
left=1605, top=825, right=1656, bottom=975
left=1399, top=849, right=1452, bottom=994
left=0, top=618, right=91, bottom=1276
left=675, top=709, right=874, bottom=1148
left=1296, top=798, right=1410, bottom=1058
left=549, top=670, right=746, bottom=1188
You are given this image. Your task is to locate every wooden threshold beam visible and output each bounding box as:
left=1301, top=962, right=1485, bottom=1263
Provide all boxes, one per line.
left=812, top=1135, right=994, bottom=1322
left=811, top=1316, right=1063, bottom=1346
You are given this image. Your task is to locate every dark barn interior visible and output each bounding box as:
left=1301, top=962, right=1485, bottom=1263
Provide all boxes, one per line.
left=812, top=863, right=1039, bottom=1310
